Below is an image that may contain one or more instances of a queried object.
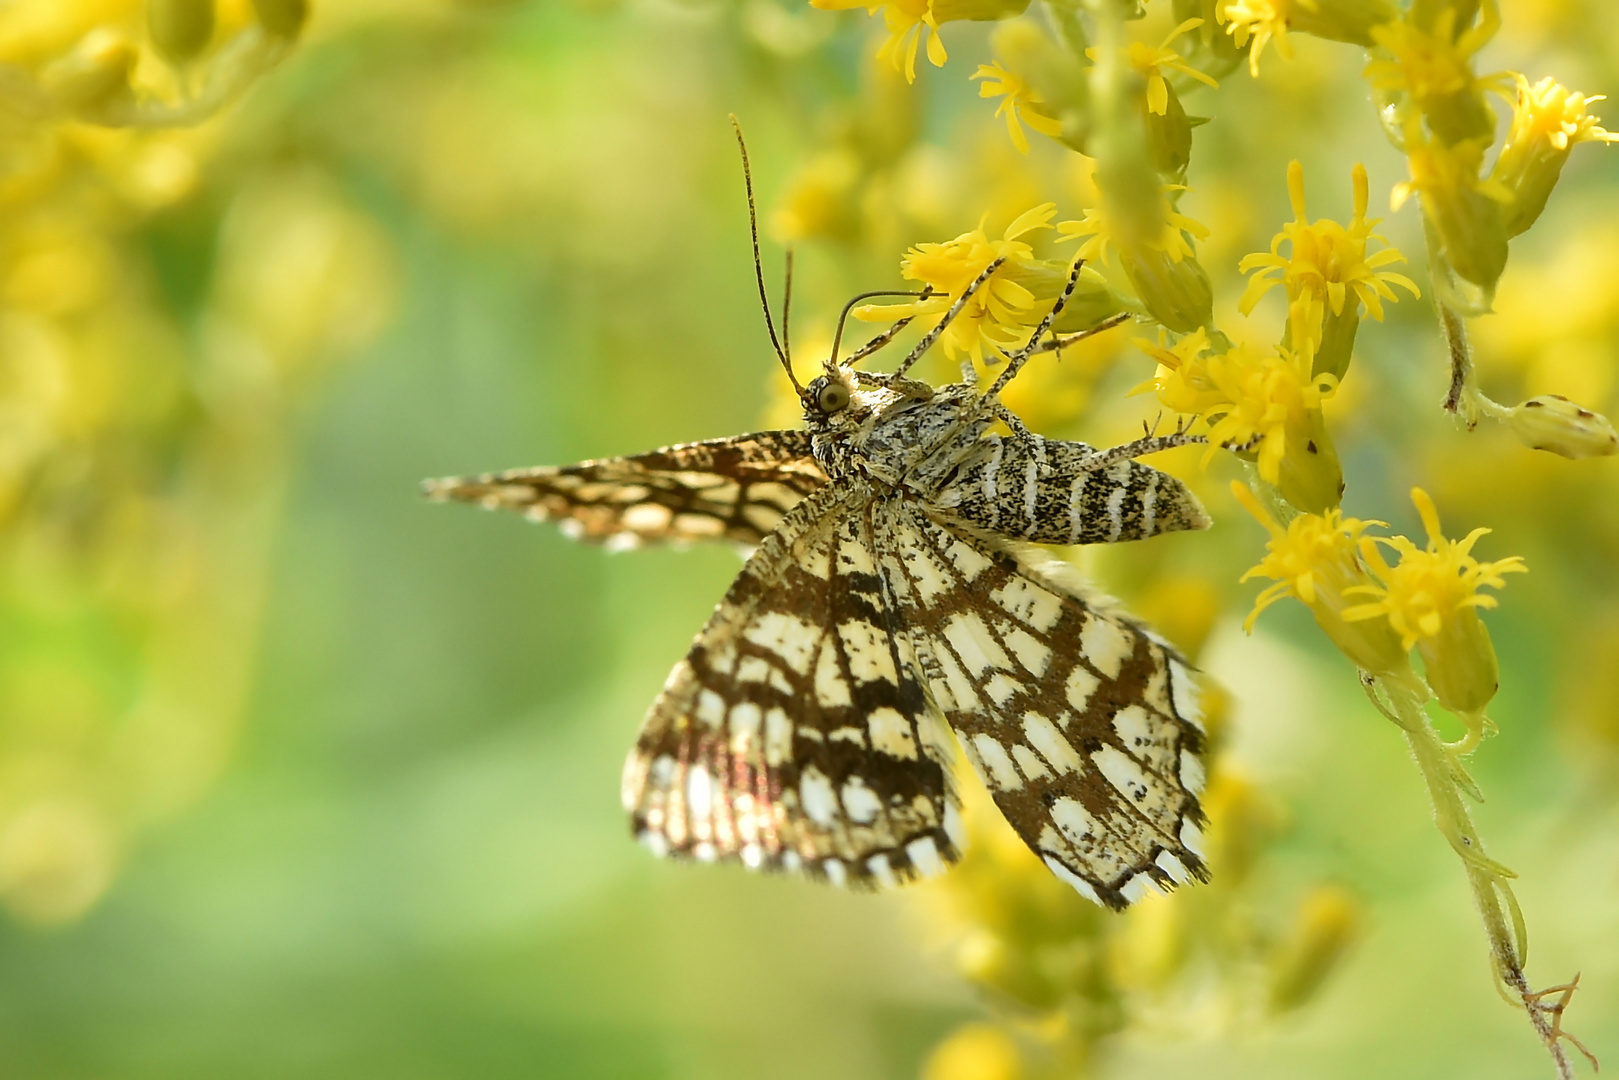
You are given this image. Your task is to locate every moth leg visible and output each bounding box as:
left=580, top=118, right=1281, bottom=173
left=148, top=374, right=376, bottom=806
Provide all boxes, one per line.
left=993, top=403, right=1047, bottom=468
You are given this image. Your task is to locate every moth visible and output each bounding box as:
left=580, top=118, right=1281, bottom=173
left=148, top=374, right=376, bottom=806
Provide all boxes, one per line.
left=427, top=146, right=1214, bottom=910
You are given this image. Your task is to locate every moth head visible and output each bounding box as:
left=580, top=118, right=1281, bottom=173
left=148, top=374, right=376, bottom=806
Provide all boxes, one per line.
left=803, top=373, right=855, bottom=419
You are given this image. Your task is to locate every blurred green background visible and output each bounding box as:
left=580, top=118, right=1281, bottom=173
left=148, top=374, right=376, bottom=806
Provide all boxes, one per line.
left=1, top=1, right=1617, bottom=1077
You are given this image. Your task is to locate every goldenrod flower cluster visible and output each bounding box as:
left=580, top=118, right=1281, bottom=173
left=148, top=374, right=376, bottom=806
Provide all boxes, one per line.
left=0, top=1, right=393, bottom=929
left=804, top=0, right=1610, bottom=1071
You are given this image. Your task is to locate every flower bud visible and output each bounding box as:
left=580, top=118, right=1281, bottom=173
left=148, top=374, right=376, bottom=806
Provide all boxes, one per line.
left=1268, top=885, right=1362, bottom=1012
left=1416, top=604, right=1499, bottom=714
left=251, top=0, right=309, bottom=38
left=1275, top=407, right=1345, bottom=514
left=40, top=30, right=136, bottom=116
left=1121, top=246, right=1212, bottom=333
left=1003, top=260, right=1127, bottom=335
left=148, top=0, right=216, bottom=65
left=1142, top=81, right=1193, bottom=178
left=1306, top=304, right=1360, bottom=382
left=1506, top=394, right=1618, bottom=459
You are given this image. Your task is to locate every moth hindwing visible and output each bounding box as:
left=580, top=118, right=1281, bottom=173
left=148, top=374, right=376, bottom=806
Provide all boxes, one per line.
left=429, top=279, right=1214, bottom=907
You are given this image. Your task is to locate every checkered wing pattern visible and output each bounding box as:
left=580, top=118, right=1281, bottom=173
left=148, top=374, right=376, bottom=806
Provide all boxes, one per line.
left=621, top=485, right=965, bottom=887
left=875, top=499, right=1209, bottom=909
left=424, top=431, right=827, bottom=547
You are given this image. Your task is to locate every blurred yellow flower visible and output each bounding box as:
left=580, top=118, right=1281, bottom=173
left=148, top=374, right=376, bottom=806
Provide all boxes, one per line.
left=811, top=0, right=945, bottom=83
left=1239, top=161, right=1419, bottom=366
left=971, top=61, right=1063, bottom=153
left=1219, top=0, right=1296, bottom=77
left=855, top=203, right=1057, bottom=362
left=1364, top=4, right=1509, bottom=140
left=1089, top=17, right=1218, bottom=115
left=922, top=1023, right=1025, bottom=1080
left=1059, top=186, right=1209, bottom=265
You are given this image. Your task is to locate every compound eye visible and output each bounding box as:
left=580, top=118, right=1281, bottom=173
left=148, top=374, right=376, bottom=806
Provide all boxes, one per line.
left=817, top=381, right=851, bottom=413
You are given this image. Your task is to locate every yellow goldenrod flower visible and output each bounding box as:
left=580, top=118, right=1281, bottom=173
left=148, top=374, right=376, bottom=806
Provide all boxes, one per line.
left=922, top=1023, right=1024, bottom=1080
left=1344, top=488, right=1526, bottom=714
left=771, top=148, right=862, bottom=242
left=1239, top=161, right=1419, bottom=376
left=1060, top=186, right=1208, bottom=265
left=1231, top=482, right=1410, bottom=675
left=1087, top=18, right=1218, bottom=116
left=1390, top=124, right=1511, bottom=290
left=1140, top=342, right=1343, bottom=510
left=1268, top=884, right=1363, bottom=1013
left=1060, top=187, right=1213, bottom=331
left=812, top=0, right=945, bottom=83
left=811, top=0, right=1030, bottom=84
left=1493, top=75, right=1619, bottom=237
left=971, top=61, right=1063, bottom=154
left=1363, top=4, right=1508, bottom=144
left=1505, top=394, right=1619, bottom=459
left=855, top=204, right=1060, bottom=362
left=1218, top=0, right=1296, bottom=78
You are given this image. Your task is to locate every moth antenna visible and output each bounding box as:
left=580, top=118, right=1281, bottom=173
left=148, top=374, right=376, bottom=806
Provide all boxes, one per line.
left=830, top=288, right=927, bottom=370
left=782, top=248, right=794, bottom=369
left=730, top=114, right=801, bottom=395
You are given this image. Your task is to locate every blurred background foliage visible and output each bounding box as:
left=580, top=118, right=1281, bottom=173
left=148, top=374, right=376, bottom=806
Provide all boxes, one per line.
left=0, top=0, right=1616, bottom=1077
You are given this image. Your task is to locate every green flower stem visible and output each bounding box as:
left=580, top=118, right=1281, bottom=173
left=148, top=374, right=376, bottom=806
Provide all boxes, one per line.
left=1365, top=674, right=1578, bottom=1080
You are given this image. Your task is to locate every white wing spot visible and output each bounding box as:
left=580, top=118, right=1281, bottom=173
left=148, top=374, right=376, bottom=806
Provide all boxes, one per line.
left=901, top=544, right=955, bottom=606
left=991, top=577, right=1064, bottom=632
left=621, top=502, right=673, bottom=532
left=686, top=765, right=713, bottom=821
left=836, top=533, right=876, bottom=574
left=1022, top=711, right=1085, bottom=775
left=1180, top=747, right=1207, bottom=796
left=1120, top=872, right=1165, bottom=903
left=841, top=777, right=882, bottom=824
left=674, top=513, right=726, bottom=538
left=943, top=612, right=1013, bottom=675
left=1012, top=743, right=1053, bottom=781
left=814, top=637, right=852, bottom=707
left=1169, top=659, right=1203, bottom=729
left=1002, top=625, right=1053, bottom=676
left=800, top=766, right=838, bottom=827
left=866, top=853, right=898, bottom=888
left=1080, top=615, right=1134, bottom=679
left=906, top=836, right=947, bottom=878
left=736, top=656, right=771, bottom=684
left=696, top=689, right=726, bottom=727
left=868, top=706, right=919, bottom=760
left=822, top=857, right=847, bottom=887
left=838, top=620, right=899, bottom=684
left=1066, top=666, right=1100, bottom=712
left=1156, top=849, right=1192, bottom=884
left=764, top=707, right=793, bottom=766
left=971, top=733, right=1024, bottom=791
left=984, top=672, right=1021, bottom=706
left=944, top=539, right=992, bottom=581
left=1050, top=796, right=1100, bottom=848
left=1043, top=854, right=1104, bottom=906
left=744, top=612, right=820, bottom=675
